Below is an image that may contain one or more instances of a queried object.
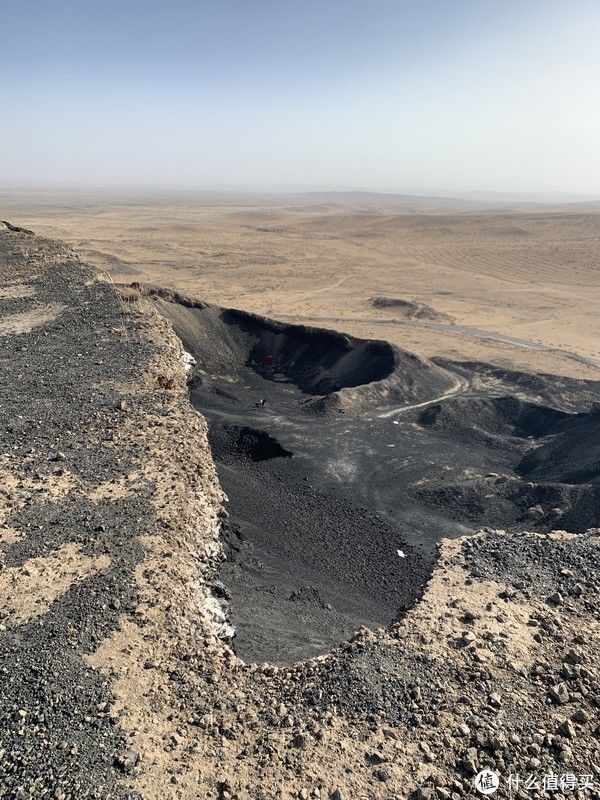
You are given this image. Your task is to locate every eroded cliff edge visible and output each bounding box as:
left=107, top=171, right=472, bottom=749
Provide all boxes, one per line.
left=1, top=229, right=599, bottom=800
left=0, top=229, right=226, bottom=798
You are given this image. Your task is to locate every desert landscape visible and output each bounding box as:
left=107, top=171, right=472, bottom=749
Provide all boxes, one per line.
left=1, top=197, right=599, bottom=797
left=1, top=188, right=599, bottom=380
left=2, top=1, right=600, bottom=797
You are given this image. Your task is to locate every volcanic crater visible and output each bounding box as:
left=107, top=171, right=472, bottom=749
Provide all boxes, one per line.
left=142, top=285, right=600, bottom=665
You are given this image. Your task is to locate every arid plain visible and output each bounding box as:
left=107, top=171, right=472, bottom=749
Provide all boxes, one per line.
left=1, top=188, right=599, bottom=379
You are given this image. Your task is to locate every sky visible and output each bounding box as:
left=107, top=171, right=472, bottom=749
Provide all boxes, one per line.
left=1, top=0, right=599, bottom=195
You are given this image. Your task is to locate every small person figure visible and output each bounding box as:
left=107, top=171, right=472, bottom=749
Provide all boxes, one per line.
left=255, top=398, right=267, bottom=408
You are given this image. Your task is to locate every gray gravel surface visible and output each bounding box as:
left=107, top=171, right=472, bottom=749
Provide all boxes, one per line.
left=0, top=230, right=155, bottom=799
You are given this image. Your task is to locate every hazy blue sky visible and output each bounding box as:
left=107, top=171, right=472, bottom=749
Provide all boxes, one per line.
left=1, top=0, right=599, bottom=194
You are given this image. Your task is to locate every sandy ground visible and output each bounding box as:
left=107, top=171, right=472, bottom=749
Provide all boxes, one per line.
left=1, top=189, right=598, bottom=381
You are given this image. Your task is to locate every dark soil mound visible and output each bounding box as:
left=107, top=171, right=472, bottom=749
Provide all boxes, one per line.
left=419, top=396, right=570, bottom=439
left=517, top=405, right=600, bottom=484
left=371, top=296, right=453, bottom=323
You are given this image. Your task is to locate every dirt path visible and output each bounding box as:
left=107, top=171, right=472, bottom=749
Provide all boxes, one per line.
left=297, top=271, right=356, bottom=297
left=378, top=371, right=470, bottom=418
